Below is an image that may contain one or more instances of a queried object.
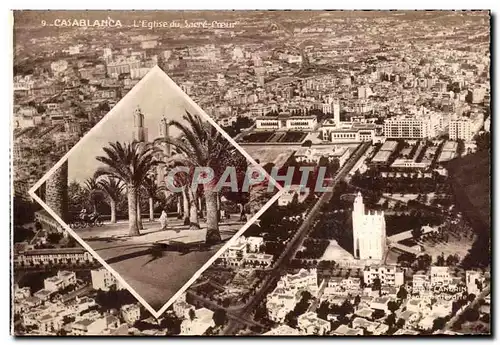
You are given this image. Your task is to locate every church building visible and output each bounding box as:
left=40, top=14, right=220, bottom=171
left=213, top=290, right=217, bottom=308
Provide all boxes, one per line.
left=352, top=192, right=386, bottom=261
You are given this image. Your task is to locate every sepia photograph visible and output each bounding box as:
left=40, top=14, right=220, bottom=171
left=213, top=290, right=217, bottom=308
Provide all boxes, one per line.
left=29, top=66, right=279, bottom=313
left=11, top=9, right=491, bottom=336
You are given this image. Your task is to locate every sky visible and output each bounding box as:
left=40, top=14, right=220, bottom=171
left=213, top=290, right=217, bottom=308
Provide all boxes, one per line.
left=67, top=68, right=198, bottom=184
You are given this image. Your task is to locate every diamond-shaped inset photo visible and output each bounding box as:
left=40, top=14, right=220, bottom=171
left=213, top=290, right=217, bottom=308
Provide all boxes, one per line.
left=30, top=66, right=281, bottom=316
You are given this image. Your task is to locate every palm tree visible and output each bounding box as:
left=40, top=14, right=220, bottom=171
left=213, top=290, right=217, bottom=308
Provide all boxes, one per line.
left=158, top=150, right=200, bottom=229
left=96, top=176, right=124, bottom=223
left=142, top=175, right=166, bottom=222
left=95, top=141, right=161, bottom=236
left=83, top=177, right=102, bottom=213
left=155, top=111, right=232, bottom=244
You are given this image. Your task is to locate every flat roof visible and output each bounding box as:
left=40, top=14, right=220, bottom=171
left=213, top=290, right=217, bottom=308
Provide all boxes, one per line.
left=380, top=140, right=398, bottom=152
left=372, top=150, right=391, bottom=162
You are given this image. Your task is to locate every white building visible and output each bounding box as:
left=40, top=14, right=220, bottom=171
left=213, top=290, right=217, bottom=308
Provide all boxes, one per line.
left=430, top=266, right=453, bottom=287
left=44, top=271, right=76, bottom=292
left=121, top=304, right=141, bottom=325
left=14, top=247, right=95, bottom=267
left=297, top=312, right=331, bottom=335
left=130, top=67, right=151, bottom=79
left=484, top=117, right=490, bottom=132
left=266, top=269, right=318, bottom=322
left=325, top=123, right=378, bottom=143
left=384, top=116, right=431, bottom=139
left=263, top=325, right=301, bottom=336
left=323, top=276, right=361, bottom=296
left=363, top=265, right=404, bottom=287
left=106, top=58, right=142, bottom=76
left=466, top=270, right=485, bottom=295
left=412, top=274, right=430, bottom=293
left=352, top=192, right=386, bottom=261
left=449, top=115, right=483, bottom=141
left=103, top=48, right=113, bottom=61
left=219, top=236, right=270, bottom=267
left=294, top=147, right=351, bottom=167
left=179, top=308, right=215, bottom=335
left=277, top=269, right=318, bottom=295
left=91, top=268, right=124, bottom=291
left=50, top=60, right=69, bottom=75
left=358, top=86, right=373, bottom=99
left=68, top=45, right=80, bottom=55
left=172, top=293, right=195, bottom=319
left=71, top=316, right=120, bottom=335
left=255, top=115, right=317, bottom=131
left=370, top=296, right=392, bottom=313
left=14, top=284, right=31, bottom=300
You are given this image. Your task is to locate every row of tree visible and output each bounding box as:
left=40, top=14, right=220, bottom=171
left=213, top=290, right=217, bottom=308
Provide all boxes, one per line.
left=70, top=111, right=268, bottom=245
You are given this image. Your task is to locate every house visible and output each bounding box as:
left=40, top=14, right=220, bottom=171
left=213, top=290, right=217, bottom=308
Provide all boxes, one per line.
left=333, top=324, right=363, bottom=336
left=245, top=236, right=264, bottom=252
left=412, top=274, right=430, bottom=293
left=355, top=308, right=374, bottom=319
left=16, top=296, right=42, bottom=315
left=219, top=236, right=271, bottom=267
left=297, top=312, right=330, bottom=335
left=244, top=253, right=274, bottom=268
left=430, top=266, right=453, bottom=287
left=23, top=305, right=51, bottom=326
left=352, top=317, right=379, bottom=333
left=91, top=268, right=124, bottom=291
left=180, top=308, right=215, bottom=335
left=363, top=265, right=404, bottom=288
left=37, top=313, right=64, bottom=334
left=466, top=270, right=485, bottom=295
left=172, top=293, right=195, bottom=319
left=381, top=286, right=399, bottom=299
left=44, top=271, right=76, bottom=292
left=34, top=289, right=53, bottom=301
left=277, top=269, right=318, bottom=296
left=71, top=297, right=97, bottom=315
left=294, top=147, right=350, bottom=167
left=71, top=319, right=99, bottom=335
left=263, top=325, right=300, bottom=336
left=121, top=304, right=141, bottom=325
left=370, top=296, right=391, bottom=313
left=267, top=269, right=319, bottom=322
left=266, top=290, right=301, bottom=322
left=14, top=285, right=31, bottom=300
left=323, top=276, right=361, bottom=297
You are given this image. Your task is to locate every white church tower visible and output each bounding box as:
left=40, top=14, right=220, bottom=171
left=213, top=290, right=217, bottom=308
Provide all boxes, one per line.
left=352, top=192, right=386, bottom=261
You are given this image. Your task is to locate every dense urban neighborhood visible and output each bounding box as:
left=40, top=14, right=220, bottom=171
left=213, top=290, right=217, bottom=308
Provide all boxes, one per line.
left=12, top=10, right=490, bottom=336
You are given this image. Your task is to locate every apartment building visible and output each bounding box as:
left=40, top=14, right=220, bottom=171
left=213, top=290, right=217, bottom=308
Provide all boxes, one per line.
left=363, top=265, right=404, bottom=288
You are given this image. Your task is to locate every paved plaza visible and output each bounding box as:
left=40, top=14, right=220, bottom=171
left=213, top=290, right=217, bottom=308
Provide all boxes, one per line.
left=76, top=217, right=244, bottom=309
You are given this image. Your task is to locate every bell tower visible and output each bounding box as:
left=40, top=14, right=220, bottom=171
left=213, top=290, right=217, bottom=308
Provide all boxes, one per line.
left=133, top=106, right=148, bottom=142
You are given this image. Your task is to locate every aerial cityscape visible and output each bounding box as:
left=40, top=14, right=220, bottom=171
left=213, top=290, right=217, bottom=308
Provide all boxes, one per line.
left=12, top=10, right=491, bottom=336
